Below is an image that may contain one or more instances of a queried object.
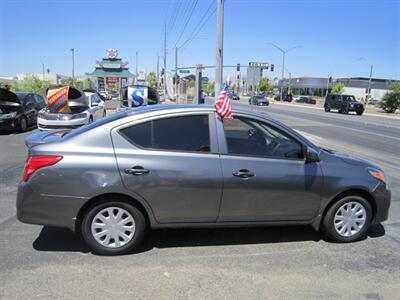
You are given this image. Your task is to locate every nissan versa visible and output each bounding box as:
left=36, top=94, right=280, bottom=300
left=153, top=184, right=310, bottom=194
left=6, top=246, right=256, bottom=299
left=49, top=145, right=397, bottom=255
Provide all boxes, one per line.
left=17, top=105, right=391, bottom=255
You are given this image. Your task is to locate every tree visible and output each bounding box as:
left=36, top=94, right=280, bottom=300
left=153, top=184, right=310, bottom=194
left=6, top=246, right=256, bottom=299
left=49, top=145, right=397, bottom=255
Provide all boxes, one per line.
left=147, top=72, right=157, bottom=88
left=331, top=82, right=345, bottom=94
left=259, top=77, right=270, bottom=92
left=81, top=78, right=92, bottom=89
left=11, top=75, right=50, bottom=95
left=63, top=77, right=77, bottom=86
left=379, top=82, right=400, bottom=113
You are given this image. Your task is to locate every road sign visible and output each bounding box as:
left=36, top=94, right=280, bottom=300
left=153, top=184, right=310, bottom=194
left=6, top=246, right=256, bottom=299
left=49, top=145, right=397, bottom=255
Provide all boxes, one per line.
left=179, top=70, right=190, bottom=74
left=249, top=62, right=269, bottom=69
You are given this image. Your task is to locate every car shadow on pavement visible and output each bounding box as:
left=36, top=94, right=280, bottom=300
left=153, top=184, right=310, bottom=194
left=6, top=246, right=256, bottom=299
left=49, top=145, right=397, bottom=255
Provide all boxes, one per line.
left=32, top=224, right=385, bottom=255
left=0, top=125, right=37, bottom=135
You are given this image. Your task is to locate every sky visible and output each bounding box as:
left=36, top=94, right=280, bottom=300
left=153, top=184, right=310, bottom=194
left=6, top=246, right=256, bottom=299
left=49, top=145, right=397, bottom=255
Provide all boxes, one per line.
left=0, top=0, right=399, bottom=81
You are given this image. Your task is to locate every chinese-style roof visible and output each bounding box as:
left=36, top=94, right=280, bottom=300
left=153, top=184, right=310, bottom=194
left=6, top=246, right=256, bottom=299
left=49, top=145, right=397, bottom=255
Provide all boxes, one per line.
left=89, top=68, right=134, bottom=78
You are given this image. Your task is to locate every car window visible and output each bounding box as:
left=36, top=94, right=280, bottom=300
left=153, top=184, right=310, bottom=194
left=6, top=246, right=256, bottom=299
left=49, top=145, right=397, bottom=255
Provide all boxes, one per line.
left=223, top=116, right=303, bottom=159
left=120, top=115, right=211, bottom=153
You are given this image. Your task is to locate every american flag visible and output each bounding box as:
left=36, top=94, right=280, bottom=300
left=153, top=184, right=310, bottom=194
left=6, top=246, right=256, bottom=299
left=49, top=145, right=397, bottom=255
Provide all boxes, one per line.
left=214, top=83, right=233, bottom=119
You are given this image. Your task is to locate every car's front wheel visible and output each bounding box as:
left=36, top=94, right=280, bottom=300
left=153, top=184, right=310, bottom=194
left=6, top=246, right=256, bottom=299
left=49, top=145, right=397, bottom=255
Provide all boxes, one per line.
left=81, top=200, right=146, bottom=255
left=324, top=106, right=330, bottom=112
left=18, top=116, right=28, bottom=132
left=322, top=195, right=372, bottom=242
left=356, top=110, right=363, bottom=116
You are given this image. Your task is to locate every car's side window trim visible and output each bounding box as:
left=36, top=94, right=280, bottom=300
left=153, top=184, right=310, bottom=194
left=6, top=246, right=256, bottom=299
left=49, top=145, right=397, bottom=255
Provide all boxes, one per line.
left=216, top=113, right=306, bottom=161
left=117, top=112, right=219, bottom=155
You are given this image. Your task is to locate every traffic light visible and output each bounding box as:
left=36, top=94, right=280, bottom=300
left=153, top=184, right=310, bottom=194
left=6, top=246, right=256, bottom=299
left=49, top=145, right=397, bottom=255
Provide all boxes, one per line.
left=236, top=63, right=240, bottom=72
left=270, top=64, right=274, bottom=72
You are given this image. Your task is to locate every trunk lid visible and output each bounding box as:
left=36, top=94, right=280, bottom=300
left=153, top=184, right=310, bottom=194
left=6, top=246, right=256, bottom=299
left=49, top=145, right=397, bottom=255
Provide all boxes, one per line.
left=0, top=88, right=22, bottom=113
left=25, top=129, right=70, bottom=149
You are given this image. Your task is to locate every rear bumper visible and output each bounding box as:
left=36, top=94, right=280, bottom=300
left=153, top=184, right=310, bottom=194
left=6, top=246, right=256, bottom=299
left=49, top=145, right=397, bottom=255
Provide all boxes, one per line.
left=371, top=182, right=391, bottom=224
left=16, top=181, right=87, bottom=232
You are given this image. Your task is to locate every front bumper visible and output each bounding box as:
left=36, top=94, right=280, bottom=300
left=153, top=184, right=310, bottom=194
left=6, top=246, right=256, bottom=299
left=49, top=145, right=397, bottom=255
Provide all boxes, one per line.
left=0, top=117, right=17, bottom=130
left=37, top=117, right=87, bottom=130
left=371, top=182, right=391, bottom=224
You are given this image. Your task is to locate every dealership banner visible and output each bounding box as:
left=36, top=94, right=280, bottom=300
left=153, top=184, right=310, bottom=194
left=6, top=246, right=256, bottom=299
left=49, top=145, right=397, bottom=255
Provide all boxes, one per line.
left=47, top=86, right=71, bottom=113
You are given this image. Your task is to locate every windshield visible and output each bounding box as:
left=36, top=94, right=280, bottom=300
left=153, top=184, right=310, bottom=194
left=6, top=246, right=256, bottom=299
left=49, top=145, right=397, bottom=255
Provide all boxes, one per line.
left=342, top=95, right=357, bottom=102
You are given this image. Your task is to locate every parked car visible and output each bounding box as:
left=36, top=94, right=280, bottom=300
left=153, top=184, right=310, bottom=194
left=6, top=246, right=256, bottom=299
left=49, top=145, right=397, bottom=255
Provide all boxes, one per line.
left=83, top=89, right=108, bottom=101
left=0, top=88, right=45, bottom=132
left=324, top=94, right=364, bottom=115
left=37, top=86, right=106, bottom=130
left=282, top=94, right=293, bottom=102
left=295, top=96, right=317, bottom=105
left=99, top=91, right=112, bottom=101
left=17, top=105, right=390, bottom=255
left=368, top=98, right=380, bottom=106
left=249, top=95, right=269, bottom=106
left=229, top=93, right=240, bottom=100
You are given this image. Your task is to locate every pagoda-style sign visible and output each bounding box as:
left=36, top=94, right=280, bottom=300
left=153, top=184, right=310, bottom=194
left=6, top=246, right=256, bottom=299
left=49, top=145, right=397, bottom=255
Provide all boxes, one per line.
left=90, top=49, right=134, bottom=97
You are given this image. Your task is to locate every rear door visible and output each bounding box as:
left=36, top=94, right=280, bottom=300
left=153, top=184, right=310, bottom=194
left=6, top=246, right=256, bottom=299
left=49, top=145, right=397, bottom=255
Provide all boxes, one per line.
left=111, top=112, right=223, bottom=223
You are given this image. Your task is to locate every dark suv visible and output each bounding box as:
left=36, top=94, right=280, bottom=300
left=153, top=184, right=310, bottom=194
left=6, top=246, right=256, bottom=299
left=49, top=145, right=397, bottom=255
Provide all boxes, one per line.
left=324, top=94, right=364, bottom=115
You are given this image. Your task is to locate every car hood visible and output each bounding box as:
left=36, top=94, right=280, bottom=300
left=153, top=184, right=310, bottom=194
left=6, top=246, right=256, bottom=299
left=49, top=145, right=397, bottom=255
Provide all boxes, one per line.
left=45, top=85, right=89, bottom=113
left=0, top=88, right=21, bottom=104
left=322, top=148, right=379, bottom=169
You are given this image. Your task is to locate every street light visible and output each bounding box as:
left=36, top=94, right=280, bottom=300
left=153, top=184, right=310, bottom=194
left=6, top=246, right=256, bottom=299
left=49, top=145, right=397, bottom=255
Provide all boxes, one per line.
left=70, top=48, right=75, bottom=80
left=40, top=61, right=45, bottom=80
left=175, top=37, right=207, bottom=98
left=266, top=42, right=301, bottom=101
left=284, top=67, right=292, bottom=95
left=356, top=57, right=373, bottom=104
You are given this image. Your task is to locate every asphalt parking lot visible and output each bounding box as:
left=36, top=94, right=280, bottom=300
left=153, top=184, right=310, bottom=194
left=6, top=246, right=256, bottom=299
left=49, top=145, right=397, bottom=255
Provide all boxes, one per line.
left=1, top=100, right=400, bottom=299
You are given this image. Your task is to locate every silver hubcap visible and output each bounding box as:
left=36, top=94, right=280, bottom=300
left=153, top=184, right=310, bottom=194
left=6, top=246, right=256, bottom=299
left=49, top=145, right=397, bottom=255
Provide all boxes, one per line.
left=91, top=207, right=135, bottom=248
left=334, top=201, right=366, bottom=237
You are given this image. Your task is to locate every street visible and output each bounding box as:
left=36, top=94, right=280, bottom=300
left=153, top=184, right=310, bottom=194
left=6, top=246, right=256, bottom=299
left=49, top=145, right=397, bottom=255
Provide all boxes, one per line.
left=1, top=101, right=400, bottom=299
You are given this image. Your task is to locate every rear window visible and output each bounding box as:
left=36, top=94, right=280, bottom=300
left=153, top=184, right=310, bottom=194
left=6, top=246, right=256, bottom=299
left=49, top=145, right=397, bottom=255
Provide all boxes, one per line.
left=120, top=115, right=210, bottom=153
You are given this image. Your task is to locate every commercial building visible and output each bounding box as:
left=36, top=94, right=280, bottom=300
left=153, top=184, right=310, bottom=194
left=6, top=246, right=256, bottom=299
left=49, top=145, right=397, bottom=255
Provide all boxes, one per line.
left=89, top=49, right=134, bottom=96
left=278, top=77, right=399, bottom=100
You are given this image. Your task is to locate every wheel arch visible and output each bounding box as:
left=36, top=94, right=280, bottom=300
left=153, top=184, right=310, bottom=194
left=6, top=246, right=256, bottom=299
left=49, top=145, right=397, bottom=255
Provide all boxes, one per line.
left=312, top=188, right=376, bottom=231
left=75, top=192, right=152, bottom=233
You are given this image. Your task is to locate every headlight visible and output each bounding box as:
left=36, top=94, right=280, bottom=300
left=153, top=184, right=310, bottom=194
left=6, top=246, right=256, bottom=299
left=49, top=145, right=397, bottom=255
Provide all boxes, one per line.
left=367, top=167, right=388, bottom=186
left=0, top=111, right=17, bottom=119
left=71, top=113, right=88, bottom=120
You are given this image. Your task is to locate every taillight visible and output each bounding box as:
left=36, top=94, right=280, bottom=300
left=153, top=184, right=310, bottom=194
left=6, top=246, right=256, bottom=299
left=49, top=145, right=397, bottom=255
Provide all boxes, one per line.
left=22, top=155, right=63, bottom=182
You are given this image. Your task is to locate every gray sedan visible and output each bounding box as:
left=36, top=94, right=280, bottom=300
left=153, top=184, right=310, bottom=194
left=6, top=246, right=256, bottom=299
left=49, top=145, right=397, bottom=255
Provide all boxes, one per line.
left=17, top=105, right=390, bottom=255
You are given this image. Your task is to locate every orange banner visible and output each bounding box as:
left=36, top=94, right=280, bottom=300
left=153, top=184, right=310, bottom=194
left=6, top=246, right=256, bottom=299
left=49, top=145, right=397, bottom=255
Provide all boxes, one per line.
left=47, top=86, right=71, bottom=113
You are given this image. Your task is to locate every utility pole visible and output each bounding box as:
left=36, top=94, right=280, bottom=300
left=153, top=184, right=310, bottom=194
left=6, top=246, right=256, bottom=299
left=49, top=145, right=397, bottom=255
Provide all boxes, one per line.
left=163, top=22, right=167, bottom=99
left=70, top=48, right=75, bottom=80
left=156, top=55, right=160, bottom=91
left=135, top=51, right=138, bottom=84
left=175, top=47, right=178, bottom=99
left=215, top=0, right=224, bottom=94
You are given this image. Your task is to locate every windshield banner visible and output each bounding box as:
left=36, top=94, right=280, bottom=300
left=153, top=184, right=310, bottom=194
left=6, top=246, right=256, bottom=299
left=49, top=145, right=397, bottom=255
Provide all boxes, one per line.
left=47, top=86, right=71, bottom=113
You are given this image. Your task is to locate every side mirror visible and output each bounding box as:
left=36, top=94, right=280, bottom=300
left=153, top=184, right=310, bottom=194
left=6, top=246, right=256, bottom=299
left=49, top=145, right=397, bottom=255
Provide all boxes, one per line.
left=302, top=145, right=320, bottom=163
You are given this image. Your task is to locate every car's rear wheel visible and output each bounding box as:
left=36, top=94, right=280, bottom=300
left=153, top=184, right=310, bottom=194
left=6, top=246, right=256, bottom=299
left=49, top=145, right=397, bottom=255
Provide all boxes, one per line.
left=356, top=110, right=363, bottom=116
left=324, top=106, right=330, bottom=112
left=81, top=201, right=146, bottom=255
left=322, top=195, right=372, bottom=243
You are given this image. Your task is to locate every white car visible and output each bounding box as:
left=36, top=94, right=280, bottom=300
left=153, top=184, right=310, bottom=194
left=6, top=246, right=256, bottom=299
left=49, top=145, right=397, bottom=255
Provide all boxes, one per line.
left=37, top=90, right=106, bottom=131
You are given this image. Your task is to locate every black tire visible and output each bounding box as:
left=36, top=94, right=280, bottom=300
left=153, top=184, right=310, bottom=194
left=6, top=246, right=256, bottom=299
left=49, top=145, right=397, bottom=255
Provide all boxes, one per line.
left=18, top=116, right=28, bottom=132
left=322, top=195, right=372, bottom=243
left=324, top=106, right=330, bottom=112
left=356, top=110, right=363, bottom=116
left=88, top=116, right=93, bottom=124
left=103, top=110, right=107, bottom=118
left=81, top=200, right=147, bottom=255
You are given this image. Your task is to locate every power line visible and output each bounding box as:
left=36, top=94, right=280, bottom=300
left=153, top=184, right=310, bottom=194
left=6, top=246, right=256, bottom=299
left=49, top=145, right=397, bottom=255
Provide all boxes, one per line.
left=174, top=0, right=199, bottom=48
left=168, top=0, right=183, bottom=35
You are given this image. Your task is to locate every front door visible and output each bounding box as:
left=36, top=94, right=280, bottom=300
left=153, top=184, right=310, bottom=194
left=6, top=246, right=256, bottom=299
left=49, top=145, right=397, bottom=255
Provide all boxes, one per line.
left=112, top=113, right=223, bottom=223
left=217, top=115, right=323, bottom=222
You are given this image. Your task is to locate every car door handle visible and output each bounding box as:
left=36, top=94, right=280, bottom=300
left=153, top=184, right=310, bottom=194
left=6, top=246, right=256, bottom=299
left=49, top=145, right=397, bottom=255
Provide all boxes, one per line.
left=232, top=169, right=255, bottom=178
left=124, top=166, right=150, bottom=175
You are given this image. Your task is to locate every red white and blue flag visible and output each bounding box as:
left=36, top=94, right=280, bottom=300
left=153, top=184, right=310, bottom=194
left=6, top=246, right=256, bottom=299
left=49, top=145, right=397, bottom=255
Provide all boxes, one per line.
left=214, top=83, right=233, bottom=119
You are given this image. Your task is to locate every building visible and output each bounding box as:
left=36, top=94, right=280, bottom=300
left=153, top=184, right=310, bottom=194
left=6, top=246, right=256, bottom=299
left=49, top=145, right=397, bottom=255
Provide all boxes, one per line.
left=278, top=77, right=399, bottom=99
left=89, top=49, right=134, bottom=96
